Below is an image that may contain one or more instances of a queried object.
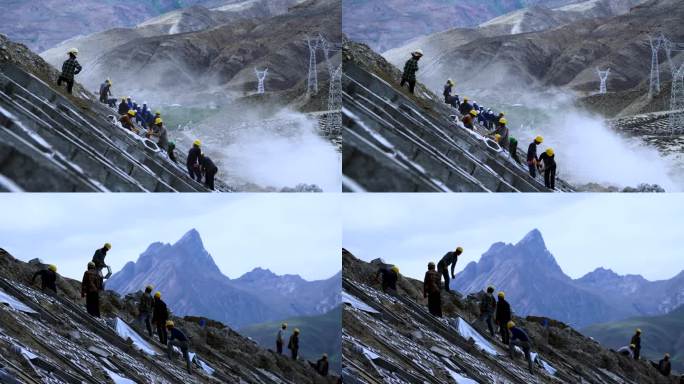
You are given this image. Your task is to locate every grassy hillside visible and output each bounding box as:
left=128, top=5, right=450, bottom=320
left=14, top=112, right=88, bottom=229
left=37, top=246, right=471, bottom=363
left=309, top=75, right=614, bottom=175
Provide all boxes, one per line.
left=239, top=305, right=342, bottom=373
left=582, top=305, right=684, bottom=373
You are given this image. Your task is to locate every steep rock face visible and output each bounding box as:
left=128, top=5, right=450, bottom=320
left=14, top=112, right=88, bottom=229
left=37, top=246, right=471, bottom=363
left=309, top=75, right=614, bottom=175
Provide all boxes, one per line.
left=107, top=229, right=341, bottom=328
left=454, top=229, right=684, bottom=328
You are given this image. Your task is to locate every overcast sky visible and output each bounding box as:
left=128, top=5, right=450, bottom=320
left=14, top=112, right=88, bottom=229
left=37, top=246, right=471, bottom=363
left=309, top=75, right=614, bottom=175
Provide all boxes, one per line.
left=343, top=194, right=683, bottom=281
left=0, top=194, right=340, bottom=281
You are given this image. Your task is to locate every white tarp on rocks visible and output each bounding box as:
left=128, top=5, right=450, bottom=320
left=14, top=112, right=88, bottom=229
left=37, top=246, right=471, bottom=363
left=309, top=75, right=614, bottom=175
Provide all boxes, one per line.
left=446, top=368, right=479, bottom=384
left=114, top=318, right=157, bottom=355
left=452, top=317, right=498, bottom=355
left=531, top=352, right=557, bottom=375
left=104, top=368, right=136, bottom=384
left=0, top=289, right=37, bottom=313
left=342, top=291, right=379, bottom=313
left=189, top=352, right=215, bottom=375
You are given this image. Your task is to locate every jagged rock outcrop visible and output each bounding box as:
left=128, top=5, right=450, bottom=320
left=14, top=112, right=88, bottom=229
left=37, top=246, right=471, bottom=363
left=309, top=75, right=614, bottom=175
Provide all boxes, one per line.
left=342, top=248, right=678, bottom=383
left=0, top=247, right=338, bottom=383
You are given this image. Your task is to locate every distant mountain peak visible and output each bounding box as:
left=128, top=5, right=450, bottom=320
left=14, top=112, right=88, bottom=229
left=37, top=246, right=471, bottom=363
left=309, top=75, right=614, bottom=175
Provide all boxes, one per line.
left=516, top=228, right=546, bottom=248
left=241, top=267, right=277, bottom=280
left=176, top=228, right=202, bottom=246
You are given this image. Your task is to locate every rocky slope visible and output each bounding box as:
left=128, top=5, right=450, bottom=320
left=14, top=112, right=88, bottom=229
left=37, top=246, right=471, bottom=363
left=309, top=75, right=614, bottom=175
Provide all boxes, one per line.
left=106, top=229, right=342, bottom=328
left=342, top=249, right=678, bottom=383
left=0, top=247, right=338, bottom=383
left=583, top=305, right=684, bottom=372
left=342, top=39, right=575, bottom=192
left=1, top=0, right=308, bottom=52
left=453, top=229, right=684, bottom=328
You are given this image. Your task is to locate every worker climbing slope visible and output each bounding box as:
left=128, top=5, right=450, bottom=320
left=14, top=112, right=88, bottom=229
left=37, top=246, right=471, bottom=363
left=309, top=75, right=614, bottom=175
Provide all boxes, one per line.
left=538, top=148, right=557, bottom=190
left=138, top=285, right=155, bottom=337
left=527, top=136, right=544, bottom=178
left=187, top=140, right=203, bottom=182
left=400, top=49, right=423, bottom=94
left=630, top=329, right=642, bottom=360
left=478, top=286, right=497, bottom=337
left=276, top=323, right=288, bottom=355
left=91, top=242, right=112, bottom=278
left=508, top=321, right=535, bottom=374
left=423, top=262, right=442, bottom=317
left=31, top=264, right=58, bottom=294
left=288, top=328, right=300, bottom=360
left=437, top=246, right=462, bottom=293
left=57, top=48, right=81, bottom=94
left=376, top=264, right=399, bottom=294
left=166, top=320, right=193, bottom=374
left=496, top=291, right=511, bottom=344
left=152, top=291, right=169, bottom=344
left=81, top=262, right=103, bottom=317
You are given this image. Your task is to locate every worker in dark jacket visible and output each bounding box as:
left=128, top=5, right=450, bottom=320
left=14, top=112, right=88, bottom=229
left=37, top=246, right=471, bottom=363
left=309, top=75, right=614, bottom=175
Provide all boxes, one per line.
left=166, top=321, right=192, bottom=374
left=462, top=110, right=476, bottom=129
left=187, top=140, right=202, bottom=182
left=117, top=97, right=129, bottom=115
left=423, top=262, right=442, bottom=317
left=376, top=265, right=399, bottom=293
left=276, top=323, right=287, bottom=354
left=147, top=118, right=168, bottom=150
left=138, top=285, right=154, bottom=337
left=508, top=321, right=534, bottom=374
left=400, top=50, right=423, bottom=94
left=32, top=265, right=58, bottom=293
left=443, top=79, right=459, bottom=108
left=630, top=329, right=642, bottom=360
left=509, top=137, right=520, bottom=163
left=538, top=148, right=556, bottom=190
left=651, top=353, right=671, bottom=376
left=81, top=262, right=102, bottom=317
left=92, top=243, right=111, bottom=276
left=437, top=246, right=463, bottom=293
left=57, top=48, right=82, bottom=94
left=527, top=136, right=543, bottom=177
left=496, top=291, right=512, bottom=344
left=167, top=141, right=178, bottom=163
left=478, top=286, right=497, bottom=337
left=199, top=153, right=218, bottom=190
left=458, top=97, right=473, bottom=116
left=99, top=79, right=112, bottom=104
left=288, top=328, right=300, bottom=360
left=313, top=354, right=329, bottom=376
left=152, top=292, right=169, bottom=344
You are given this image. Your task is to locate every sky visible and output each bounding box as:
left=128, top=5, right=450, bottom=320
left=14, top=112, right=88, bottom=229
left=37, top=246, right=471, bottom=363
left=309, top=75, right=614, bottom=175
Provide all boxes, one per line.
left=0, top=194, right=341, bottom=281
left=343, top=194, right=684, bottom=281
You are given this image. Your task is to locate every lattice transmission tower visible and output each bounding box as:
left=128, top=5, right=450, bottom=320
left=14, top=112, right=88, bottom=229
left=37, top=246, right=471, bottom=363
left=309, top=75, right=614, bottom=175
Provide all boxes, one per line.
left=255, top=68, right=268, bottom=94
left=596, top=68, right=610, bottom=94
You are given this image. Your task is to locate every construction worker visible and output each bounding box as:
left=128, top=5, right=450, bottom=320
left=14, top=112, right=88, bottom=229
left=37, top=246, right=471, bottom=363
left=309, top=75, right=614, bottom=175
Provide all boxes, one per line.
left=493, top=119, right=509, bottom=150
left=152, top=291, right=169, bottom=344
left=538, top=148, right=556, bottom=190
left=138, top=285, right=154, bottom=337
left=199, top=153, right=218, bottom=190
left=57, top=48, right=81, bottom=94
left=147, top=117, right=169, bottom=150
left=92, top=243, right=111, bottom=277
left=375, top=264, right=399, bottom=293
left=443, top=79, right=459, bottom=108
left=617, top=344, right=635, bottom=358
left=630, top=329, right=642, bottom=360
left=81, top=262, right=102, bottom=317
left=423, top=262, right=442, bottom=317
left=314, top=354, right=329, bottom=376
left=187, top=140, right=202, bottom=182
left=166, top=320, right=192, bottom=374
left=496, top=291, right=511, bottom=344
left=117, top=97, right=129, bottom=115
left=119, top=110, right=139, bottom=133
left=288, top=328, right=300, bottom=360
left=31, top=264, right=58, bottom=293
left=526, top=136, right=543, bottom=178
left=127, top=97, right=133, bottom=110
left=508, top=321, right=534, bottom=374
left=458, top=97, right=473, bottom=116
left=478, top=286, right=497, bottom=337
left=437, top=246, right=462, bottom=293
left=99, top=79, right=112, bottom=104
left=462, top=110, right=477, bottom=129
left=276, top=323, right=288, bottom=354
left=400, top=49, right=422, bottom=94
left=509, top=137, right=520, bottom=163
left=167, top=141, right=178, bottom=163
left=651, top=353, right=671, bottom=376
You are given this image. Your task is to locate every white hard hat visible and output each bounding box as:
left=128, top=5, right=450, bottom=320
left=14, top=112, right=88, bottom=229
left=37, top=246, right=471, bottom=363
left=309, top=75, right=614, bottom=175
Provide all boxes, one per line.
left=68, top=48, right=79, bottom=55
left=412, top=49, right=424, bottom=56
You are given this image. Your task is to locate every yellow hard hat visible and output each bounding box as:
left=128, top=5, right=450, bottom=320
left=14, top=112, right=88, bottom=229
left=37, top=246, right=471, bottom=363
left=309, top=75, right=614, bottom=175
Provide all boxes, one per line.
left=154, top=117, right=163, bottom=125
left=127, top=110, right=136, bottom=116
left=499, top=118, right=507, bottom=125
left=282, top=322, right=288, bottom=328
left=447, top=79, right=454, bottom=85
left=120, top=97, right=126, bottom=101
left=456, top=246, right=463, bottom=253
left=165, top=320, right=174, bottom=327
left=48, top=264, right=57, bottom=272
left=145, top=285, right=154, bottom=292
left=463, top=97, right=468, bottom=101
left=494, top=134, right=502, bottom=142
left=391, top=266, right=399, bottom=274
left=68, top=48, right=79, bottom=55
left=507, top=321, right=515, bottom=329
left=193, top=139, right=201, bottom=146
left=154, top=291, right=161, bottom=299
left=469, top=109, right=478, bottom=116
left=106, top=79, right=112, bottom=85
left=535, top=136, right=544, bottom=143
left=636, top=328, right=641, bottom=334
left=155, top=111, right=161, bottom=115
left=294, top=328, right=300, bottom=334
left=104, top=243, right=112, bottom=249
left=323, top=353, right=328, bottom=358
left=546, top=148, right=554, bottom=156
left=498, top=291, right=505, bottom=298
left=665, top=353, right=670, bottom=358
